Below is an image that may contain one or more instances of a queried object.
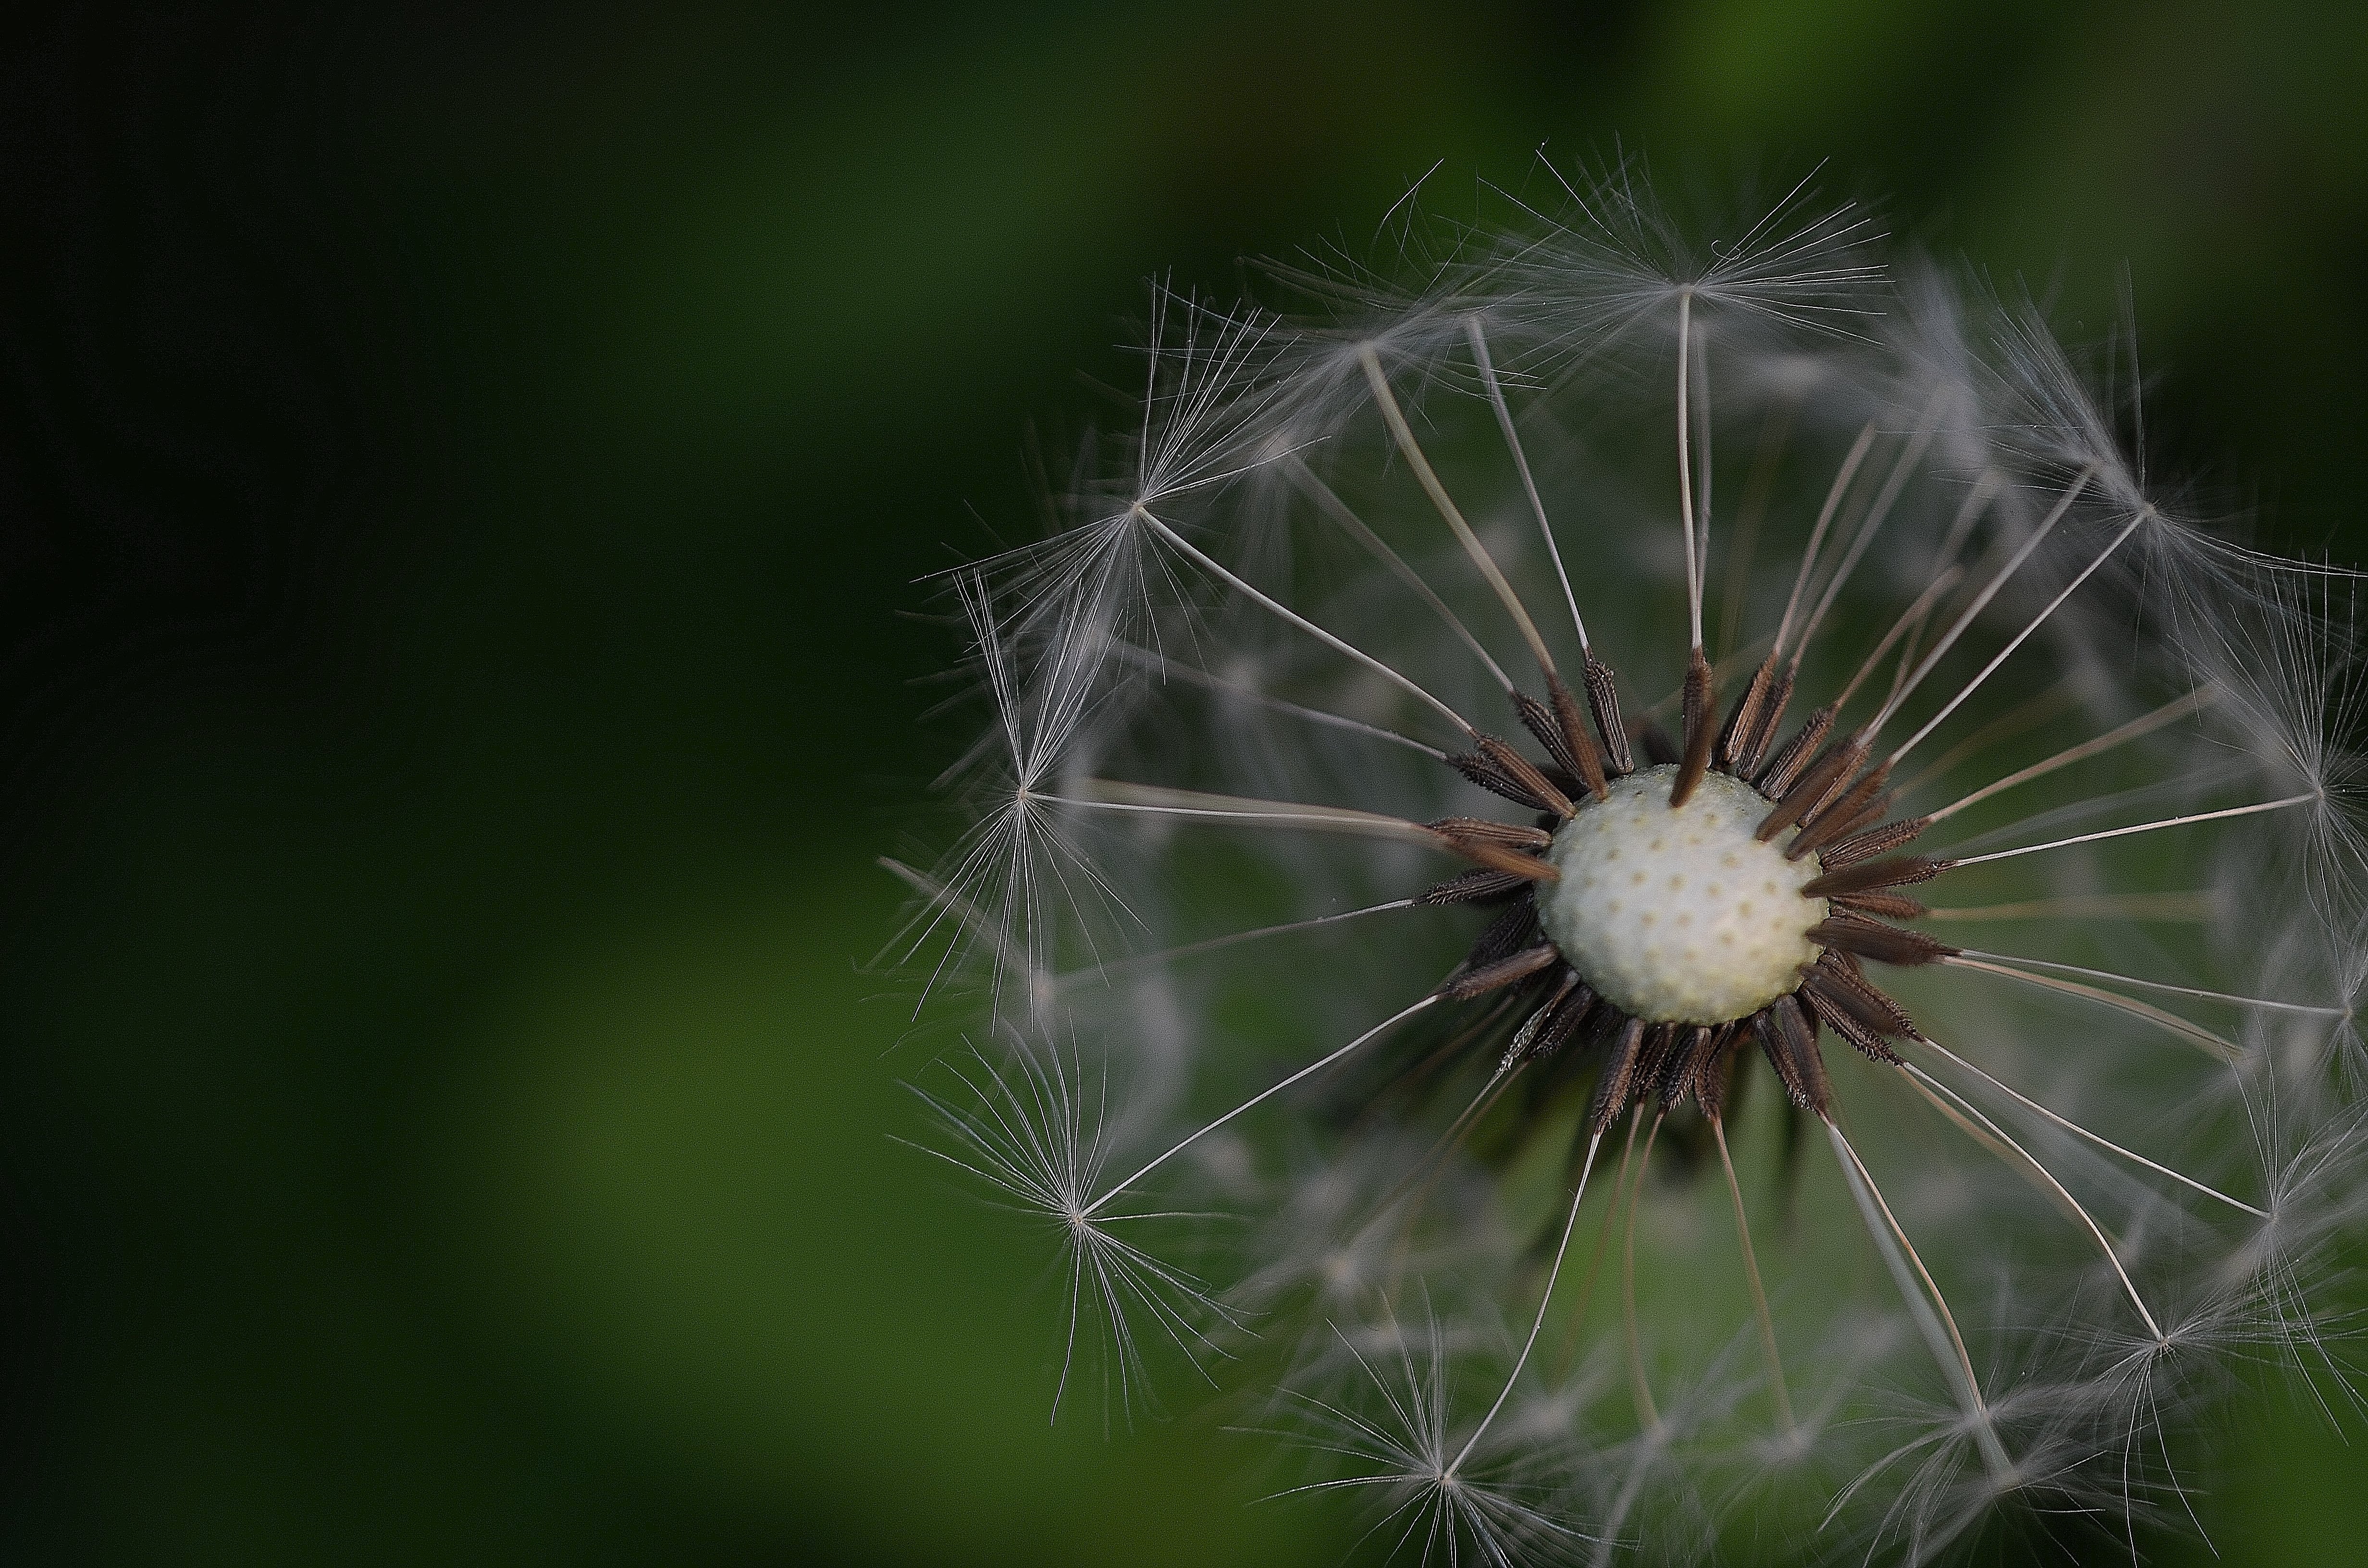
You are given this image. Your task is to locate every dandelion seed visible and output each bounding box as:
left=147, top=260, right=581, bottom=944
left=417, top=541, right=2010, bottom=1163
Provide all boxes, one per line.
left=898, top=159, right=2368, bottom=1561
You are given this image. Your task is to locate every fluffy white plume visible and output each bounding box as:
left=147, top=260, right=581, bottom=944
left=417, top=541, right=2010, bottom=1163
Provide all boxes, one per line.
left=896, top=159, right=2368, bottom=1563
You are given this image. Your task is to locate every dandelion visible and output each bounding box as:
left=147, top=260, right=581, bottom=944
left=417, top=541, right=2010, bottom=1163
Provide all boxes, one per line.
left=892, top=161, right=2368, bottom=1562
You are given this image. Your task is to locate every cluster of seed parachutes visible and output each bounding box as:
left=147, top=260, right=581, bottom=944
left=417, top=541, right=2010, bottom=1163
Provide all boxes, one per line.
left=895, top=175, right=2368, bottom=1566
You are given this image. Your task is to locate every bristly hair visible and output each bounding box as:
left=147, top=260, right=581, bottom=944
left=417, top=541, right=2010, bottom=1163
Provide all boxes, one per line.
left=892, top=156, right=2368, bottom=1564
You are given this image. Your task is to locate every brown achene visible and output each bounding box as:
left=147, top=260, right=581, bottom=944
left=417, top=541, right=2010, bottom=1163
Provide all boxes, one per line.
left=1429, top=647, right=1959, bottom=1141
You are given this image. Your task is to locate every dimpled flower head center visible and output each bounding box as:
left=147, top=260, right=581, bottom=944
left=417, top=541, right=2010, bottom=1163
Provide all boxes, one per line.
left=1542, top=765, right=1826, bottom=1023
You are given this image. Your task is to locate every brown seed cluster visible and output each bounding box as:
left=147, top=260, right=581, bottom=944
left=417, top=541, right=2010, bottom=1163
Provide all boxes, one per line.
left=1423, top=653, right=1960, bottom=1136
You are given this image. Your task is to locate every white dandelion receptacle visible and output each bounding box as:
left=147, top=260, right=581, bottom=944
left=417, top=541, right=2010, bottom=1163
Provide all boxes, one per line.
left=1541, top=766, right=1826, bottom=1025
left=894, top=166, right=2368, bottom=1564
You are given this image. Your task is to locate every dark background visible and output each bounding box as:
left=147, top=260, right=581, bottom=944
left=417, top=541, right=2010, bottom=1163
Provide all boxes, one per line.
left=0, top=2, right=2362, bottom=1563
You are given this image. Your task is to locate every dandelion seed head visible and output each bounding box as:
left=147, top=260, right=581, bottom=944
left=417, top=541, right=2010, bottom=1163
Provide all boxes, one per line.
left=893, top=157, right=2368, bottom=1562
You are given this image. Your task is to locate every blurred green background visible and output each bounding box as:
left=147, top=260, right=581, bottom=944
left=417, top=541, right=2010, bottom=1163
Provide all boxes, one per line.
left=0, top=2, right=2362, bottom=1562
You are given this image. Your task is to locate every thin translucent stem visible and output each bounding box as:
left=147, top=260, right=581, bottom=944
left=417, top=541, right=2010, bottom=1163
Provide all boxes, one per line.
left=1364, top=1013, right=1542, bottom=1230
left=1834, top=567, right=1963, bottom=713
left=1712, top=1115, right=1795, bottom=1432
left=1898, top=680, right=2083, bottom=799
left=1771, top=422, right=1876, bottom=658
left=1899, top=1064, right=2164, bottom=1341
left=1552, top=1150, right=1634, bottom=1385
left=1921, top=892, right=2214, bottom=924
left=1887, top=507, right=2145, bottom=764
left=1878, top=598, right=1936, bottom=714
left=1280, top=455, right=1517, bottom=694
left=1072, top=899, right=1420, bottom=982
left=1909, top=1035, right=2266, bottom=1217
left=1676, top=290, right=1703, bottom=652
left=1794, top=390, right=1949, bottom=663
left=1693, top=323, right=1714, bottom=631
left=1466, top=315, right=1590, bottom=653
left=1943, top=793, right=2317, bottom=868
left=1932, top=469, right=2003, bottom=581
left=1451, top=1129, right=1606, bottom=1473
left=1924, top=688, right=2213, bottom=824
left=1869, top=467, right=2094, bottom=738
left=1083, top=992, right=1441, bottom=1216
left=1136, top=505, right=1476, bottom=737
left=1953, top=949, right=2343, bottom=1017
left=1358, top=349, right=1561, bottom=678
left=1715, top=398, right=1799, bottom=661
left=1108, top=637, right=1451, bottom=760
left=1825, top=1118, right=2012, bottom=1478
left=1937, top=955, right=2242, bottom=1062
left=1040, top=782, right=1448, bottom=848
left=1623, top=1110, right=1666, bottom=1432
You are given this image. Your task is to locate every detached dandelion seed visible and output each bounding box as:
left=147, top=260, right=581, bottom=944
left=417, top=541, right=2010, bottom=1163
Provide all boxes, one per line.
left=895, top=160, right=2368, bottom=1562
